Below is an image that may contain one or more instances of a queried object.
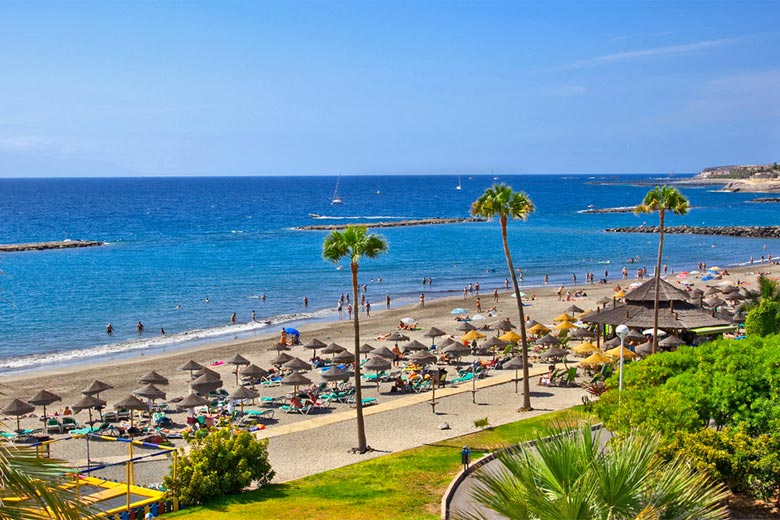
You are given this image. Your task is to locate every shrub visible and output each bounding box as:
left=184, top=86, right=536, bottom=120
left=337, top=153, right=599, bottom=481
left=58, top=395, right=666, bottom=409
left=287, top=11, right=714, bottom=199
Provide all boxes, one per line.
left=745, top=301, right=780, bottom=336
left=163, top=427, right=274, bottom=505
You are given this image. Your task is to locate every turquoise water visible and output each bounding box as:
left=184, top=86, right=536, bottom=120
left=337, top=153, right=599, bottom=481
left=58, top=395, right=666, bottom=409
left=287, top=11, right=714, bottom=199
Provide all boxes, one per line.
left=0, top=174, right=776, bottom=372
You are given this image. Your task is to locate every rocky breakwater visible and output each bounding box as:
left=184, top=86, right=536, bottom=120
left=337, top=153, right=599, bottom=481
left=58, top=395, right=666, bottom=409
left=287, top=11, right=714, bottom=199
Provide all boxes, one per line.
left=0, top=240, right=105, bottom=253
left=297, top=217, right=484, bottom=231
left=606, top=225, right=780, bottom=239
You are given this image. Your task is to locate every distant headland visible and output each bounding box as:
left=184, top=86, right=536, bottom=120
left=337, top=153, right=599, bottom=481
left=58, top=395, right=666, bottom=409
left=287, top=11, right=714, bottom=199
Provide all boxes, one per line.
left=678, top=163, right=780, bottom=193
left=0, top=240, right=105, bottom=253
left=296, top=217, right=484, bottom=231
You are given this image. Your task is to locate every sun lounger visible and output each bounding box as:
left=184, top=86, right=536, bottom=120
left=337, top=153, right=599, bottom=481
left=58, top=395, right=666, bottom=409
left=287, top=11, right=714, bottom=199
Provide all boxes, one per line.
left=450, top=372, right=474, bottom=385
left=61, top=417, right=79, bottom=432
left=245, top=409, right=275, bottom=420
left=280, top=404, right=313, bottom=414
left=347, top=396, right=378, bottom=408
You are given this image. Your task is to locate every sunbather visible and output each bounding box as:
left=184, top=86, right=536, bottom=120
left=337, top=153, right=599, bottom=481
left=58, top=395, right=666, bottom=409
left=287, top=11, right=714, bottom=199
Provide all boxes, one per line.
left=539, top=364, right=556, bottom=385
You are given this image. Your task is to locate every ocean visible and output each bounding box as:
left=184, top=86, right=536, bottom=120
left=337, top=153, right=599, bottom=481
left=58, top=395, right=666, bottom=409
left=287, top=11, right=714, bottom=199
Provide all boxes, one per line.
left=0, top=174, right=776, bottom=373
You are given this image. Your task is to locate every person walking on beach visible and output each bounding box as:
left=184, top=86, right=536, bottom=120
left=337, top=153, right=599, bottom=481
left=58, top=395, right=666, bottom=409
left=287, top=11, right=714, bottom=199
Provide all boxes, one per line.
left=557, top=286, right=564, bottom=301
left=475, top=297, right=481, bottom=313
left=504, top=278, right=510, bottom=290
left=337, top=300, right=343, bottom=320
left=419, top=293, right=425, bottom=307
left=463, top=286, right=468, bottom=299
left=474, top=282, right=480, bottom=295
left=386, top=293, right=391, bottom=309
left=493, top=288, right=499, bottom=303
left=365, top=301, right=371, bottom=317
left=544, top=274, right=549, bottom=286
left=251, top=310, right=256, bottom=322
left=347, top=303, right=353, bottom=319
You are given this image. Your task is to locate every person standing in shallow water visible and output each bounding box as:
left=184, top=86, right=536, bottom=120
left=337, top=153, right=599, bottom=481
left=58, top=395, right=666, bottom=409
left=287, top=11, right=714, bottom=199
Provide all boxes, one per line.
left=231, top=312, right=237, bottom=324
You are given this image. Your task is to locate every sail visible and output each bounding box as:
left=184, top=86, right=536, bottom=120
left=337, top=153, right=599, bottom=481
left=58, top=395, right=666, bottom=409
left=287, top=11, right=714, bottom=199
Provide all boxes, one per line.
left=331, top=174, right=343, bottom=204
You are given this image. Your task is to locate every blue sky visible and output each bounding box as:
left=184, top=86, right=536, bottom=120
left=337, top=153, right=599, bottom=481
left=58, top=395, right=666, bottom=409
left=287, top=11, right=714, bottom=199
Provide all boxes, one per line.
left=0, top=1, right=778, bottom=177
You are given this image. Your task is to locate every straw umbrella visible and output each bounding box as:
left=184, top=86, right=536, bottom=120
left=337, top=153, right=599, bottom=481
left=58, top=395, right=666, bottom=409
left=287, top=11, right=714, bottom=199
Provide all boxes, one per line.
left=190, top=373, right=223, bottom=395
left=569, top=327, right=596, bottom=340
left=322, top=343, right=346, bottom=359
left=403, top=339, right=429, bottom=353
left=423, top=327, right=447, bottom=348
left=226, top=354, right=251, bottom=384
left=178, top=359, right=204, bottom=379
left=81, top=380, right=113, bottom=399
left=492, top=319, right=516, bottom=331
left=138, top=371, right=169, bottom=386
left=455, top=321, right=477, bottom=332
left=2, top=399, right=36, bottom=433
left=133, top=384, right=166, bottom=413
left=283, top=357, right=312, bottom=372
left=363, top=356, right=392, bottom=391
left=72, top=394, right=106, bottom=469
left=635, top=341, right=654, bottom=357
left=334, top=350, right=356, bottom=364
left=321, top=365, right=351, bottom=382
left=659, top=335, right=685, bottom=349
left=371, top=346, right=395, bottom=360
left=572, top=341, right=598, bottom=355
left=113, top=395, right=147, bottom=428
left=553, top=312, right=574, bottom=323
left=483, top=336, right=508, bottom=357
left=604, top=337, right=622, bottom=348
left=461, top=330, right=485, bottom=343
left=540, top=346, right=568, bottom=361
left=624, top=330, right=646, bottom=343
left=385, top=331, right=409, bottom=348
left=527, top=323, right=551, bottom=336
left=443, top=342, right=470, bottom=367
left=229, top=386, right=259, bottom=411
left=281, top=372, right=312, bottom=393
left=554, top=321, right=578, bottom=332
left=499, top=330, right=522, bottom=344
left=604, top=345, right=637, bottom=360
left=240, top=364, right=269, bottom=388
left=535, top=333, right=562, bottom=347
left=28, top=390, right=62, bottom=433
left=504, top=356, right=527, bottom=393
left=359, top=343, right=375, bottom=359
left=178, top=393, right=209, bottom=418
left=407, top=350, right=439, bottom=411
left=268, top=341, right=291, bottom=353
left=303, top=338, right=328, bottom=359
left=581, top=352, right=612, bottom=367
left=564, top=304, right=584, bottom=314
left=270, top=352, right=294, bottom=367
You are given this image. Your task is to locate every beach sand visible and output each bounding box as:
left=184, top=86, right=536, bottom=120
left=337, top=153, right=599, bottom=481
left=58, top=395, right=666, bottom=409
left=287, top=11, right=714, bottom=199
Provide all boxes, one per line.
left=2, top=262, right=777, bottom=485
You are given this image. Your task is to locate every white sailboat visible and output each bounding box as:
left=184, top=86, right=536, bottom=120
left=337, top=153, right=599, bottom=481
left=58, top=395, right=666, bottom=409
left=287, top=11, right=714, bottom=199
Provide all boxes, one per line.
left=456, top=176, right=462, bottom=190
left=331, top=174, right=343, bottom=204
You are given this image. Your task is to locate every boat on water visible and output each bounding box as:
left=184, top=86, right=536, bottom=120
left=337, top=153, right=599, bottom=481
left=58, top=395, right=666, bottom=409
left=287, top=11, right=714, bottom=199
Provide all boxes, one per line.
left=456, top=176, right=462, bottom=190
left=308, top=213, right=321, bottom=218
left=331, top=174, right=343, bottom=205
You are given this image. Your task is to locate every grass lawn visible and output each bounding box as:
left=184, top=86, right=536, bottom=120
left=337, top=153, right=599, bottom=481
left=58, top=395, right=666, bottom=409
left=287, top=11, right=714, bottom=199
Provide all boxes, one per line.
left=165, top=407, right=593, bottom=520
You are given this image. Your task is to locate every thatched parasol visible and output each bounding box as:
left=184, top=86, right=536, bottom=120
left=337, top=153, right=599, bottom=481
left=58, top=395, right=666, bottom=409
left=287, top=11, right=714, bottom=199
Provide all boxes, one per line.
left=303, top=338, right=328, bottom=358
left=321, top=365, right=351, bottom=382
left=178, top=359, right=204, bottom=379
left=81, top=380, right=113, bottom=398
left=138, top=371, right=169, bottom=386
left=371, top=346, right=395, bottom=359
left=2, top=399, right=36, bottom=433
left=270, top=352, right=294, bottom=366
left=423, top=327, right=447, bottom=347
left=283, top=357, right=312, bottom=372
left=540, top=346, right=568, bottom=360
left=359, top=343, right=375, bottom=358
left=28, top=390, right=62, bottom=432
left=133, top=384, right=166, bottom=402
left=333, top=350, right=356, bottom=364
left=455, top=322, right=477, bottom=332
left=504, top=356, right=529, bottom=393
left=535, top=333, right=561, bottom=346
left=402, top=339, right=429, bottom=353
left=281, top=372, right=312, bottom=392
left=322, top=343, right=346, bottom=356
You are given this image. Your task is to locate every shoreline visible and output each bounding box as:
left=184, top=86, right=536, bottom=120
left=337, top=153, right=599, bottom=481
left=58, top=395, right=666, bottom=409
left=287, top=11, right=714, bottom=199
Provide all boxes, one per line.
left=2, top=261, right=778, bottom=486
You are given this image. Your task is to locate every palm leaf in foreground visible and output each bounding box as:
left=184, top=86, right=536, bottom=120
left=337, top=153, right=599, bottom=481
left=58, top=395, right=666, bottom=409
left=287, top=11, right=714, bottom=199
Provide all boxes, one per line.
left=456, top=425, right=729, bottom=520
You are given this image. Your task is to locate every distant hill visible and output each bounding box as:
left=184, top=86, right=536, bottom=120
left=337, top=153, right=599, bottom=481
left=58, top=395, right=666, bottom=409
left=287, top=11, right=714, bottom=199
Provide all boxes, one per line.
left=692, top=163, right=780, bottom=193
left=696, top=163, right=780, bottom=180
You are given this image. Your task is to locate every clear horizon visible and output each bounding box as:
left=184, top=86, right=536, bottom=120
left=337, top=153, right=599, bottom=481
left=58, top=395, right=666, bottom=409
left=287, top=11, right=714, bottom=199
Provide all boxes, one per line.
left=1, top=1, right=778, bottom=178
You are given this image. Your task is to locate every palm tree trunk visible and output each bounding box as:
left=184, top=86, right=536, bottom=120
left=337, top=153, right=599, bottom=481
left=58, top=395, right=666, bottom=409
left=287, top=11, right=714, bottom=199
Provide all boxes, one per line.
left=652, top=209, right=665, bottom=354
left=351, top=261, right=368, bottom=452
left=501, top=217, right=532, bottom=411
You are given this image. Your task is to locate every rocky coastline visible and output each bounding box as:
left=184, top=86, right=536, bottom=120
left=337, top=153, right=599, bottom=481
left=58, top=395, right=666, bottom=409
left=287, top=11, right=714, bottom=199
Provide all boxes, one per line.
left=296, top=217, right=484, bottom=231
left=0, top=240, right=105, bottom=253
left=605, top=225, right=780, bottom=239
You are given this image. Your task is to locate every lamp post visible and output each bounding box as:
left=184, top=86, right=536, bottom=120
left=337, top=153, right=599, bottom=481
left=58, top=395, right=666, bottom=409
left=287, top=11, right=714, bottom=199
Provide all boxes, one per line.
left=616, top=324, right=629, bottom=397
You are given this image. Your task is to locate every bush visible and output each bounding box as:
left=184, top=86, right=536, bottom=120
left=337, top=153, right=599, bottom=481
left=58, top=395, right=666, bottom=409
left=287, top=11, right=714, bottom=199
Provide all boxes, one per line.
left=163, top=427, right=274, bottom=505
left=662, top=426, right=780, bottom=501
left=745, top=301, right=780, bottom=336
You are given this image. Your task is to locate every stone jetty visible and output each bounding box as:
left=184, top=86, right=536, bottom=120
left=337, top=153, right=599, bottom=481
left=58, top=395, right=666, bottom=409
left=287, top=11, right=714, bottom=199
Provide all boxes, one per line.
left=578, top=206, right=636, bottom=214
left=0, top=240, right=105, bottom=253
left=605, top=225, right=780, bottom=239
left=296, top=217, right=484, bottom=231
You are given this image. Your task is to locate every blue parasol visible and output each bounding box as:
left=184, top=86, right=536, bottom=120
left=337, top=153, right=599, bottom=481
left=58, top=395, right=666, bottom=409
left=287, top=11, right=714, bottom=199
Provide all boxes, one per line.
left=284, top=328, right=300, bottom=336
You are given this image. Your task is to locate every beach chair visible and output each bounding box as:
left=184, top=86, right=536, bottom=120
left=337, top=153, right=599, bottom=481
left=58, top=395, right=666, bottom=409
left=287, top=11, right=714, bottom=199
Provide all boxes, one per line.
left=413, top=379, right=432, bottom=393
left=245, top=409, right=275, bottom=420
left=46, top=417, right=63, bottom=434
left=450, top=372, right=474, bottom=386
left=61, top=417, right=79, bottom=432
left=558, top=367, right=578, bottom=387
left=280, top=403, right=313, bottom=415
left=102, top=411, right=118, bottom=422
left=347, top=396, right=378, bottom=408
left=260, top=376, right=282, bottom=387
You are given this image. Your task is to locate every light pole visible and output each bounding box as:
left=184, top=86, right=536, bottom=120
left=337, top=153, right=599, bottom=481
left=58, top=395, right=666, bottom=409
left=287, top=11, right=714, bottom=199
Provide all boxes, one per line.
left=616, top=324, right=629, bottom=396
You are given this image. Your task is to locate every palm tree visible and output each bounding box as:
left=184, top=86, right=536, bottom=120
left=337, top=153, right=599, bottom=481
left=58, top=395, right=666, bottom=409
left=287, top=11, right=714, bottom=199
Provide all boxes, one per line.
left=635, top=186, right=689, bottom=354
left=323, top=225, right=388, bottom=453
left=0, top=442, right=92, bottom=518
left=471, top=184, right=535, bottom=411
left=456, top=424, right=729, bottom=520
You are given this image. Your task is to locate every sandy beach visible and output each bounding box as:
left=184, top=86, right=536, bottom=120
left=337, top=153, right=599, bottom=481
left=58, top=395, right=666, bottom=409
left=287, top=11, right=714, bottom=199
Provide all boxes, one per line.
left=2, top=261, right=778, bottom=486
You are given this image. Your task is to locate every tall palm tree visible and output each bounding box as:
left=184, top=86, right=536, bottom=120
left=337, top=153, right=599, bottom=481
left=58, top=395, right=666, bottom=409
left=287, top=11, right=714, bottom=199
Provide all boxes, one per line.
left=323, top=225, right=388, bottom=454
left=0, top=442, right=92, bottom=518
left=471, top=184, right=535, bottom=411
left=456, top=425, right=729, bottom=520
left=635, top=186, right=689, bottom=354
